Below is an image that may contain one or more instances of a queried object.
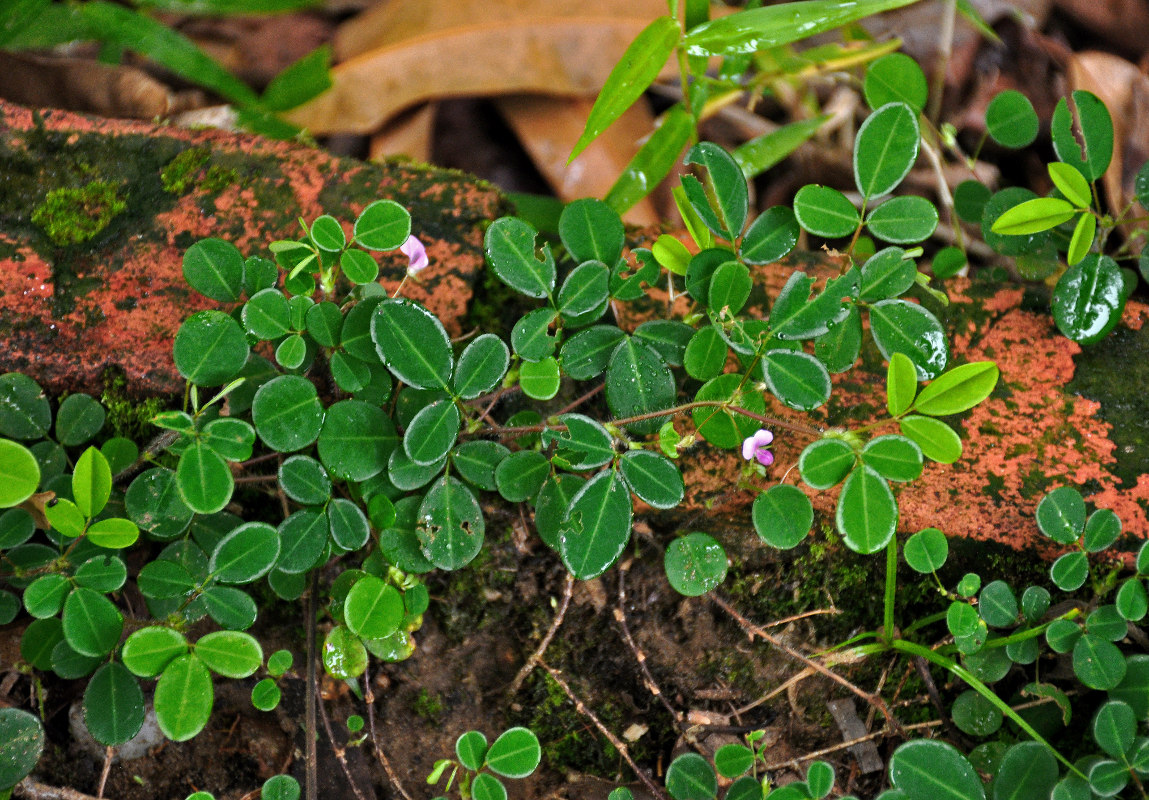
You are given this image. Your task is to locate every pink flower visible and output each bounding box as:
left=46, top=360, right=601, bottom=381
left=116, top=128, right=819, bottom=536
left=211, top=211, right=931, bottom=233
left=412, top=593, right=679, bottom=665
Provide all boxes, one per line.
left=400, top=235, right=428, bottom=273
left=741, top=429, right=774, bottom=466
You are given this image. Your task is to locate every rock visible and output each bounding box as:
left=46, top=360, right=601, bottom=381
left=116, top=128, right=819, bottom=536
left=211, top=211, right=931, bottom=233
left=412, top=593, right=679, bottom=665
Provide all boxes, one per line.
left=0, top=98, right=504, bottom=398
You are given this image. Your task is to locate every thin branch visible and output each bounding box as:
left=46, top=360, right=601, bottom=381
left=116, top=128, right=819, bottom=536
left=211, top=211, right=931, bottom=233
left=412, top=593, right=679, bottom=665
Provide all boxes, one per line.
left=710, top=594, right=902, bottom=734
left=537, top=660, right=669, bottom=800
left=96, top=746, right=113, bottom=798
left=315, top=684, right=371, bottom=800
left=305, top=571, right=318, bottom=800
left=365, top=670, right=414, bottom=800
left=616, top=561, right=683, bottom=729
left=507, top=573, right=574, bottom=697
left=761, top=718, right=942, bottom=773
left=15, top=780, right=103, bottom=800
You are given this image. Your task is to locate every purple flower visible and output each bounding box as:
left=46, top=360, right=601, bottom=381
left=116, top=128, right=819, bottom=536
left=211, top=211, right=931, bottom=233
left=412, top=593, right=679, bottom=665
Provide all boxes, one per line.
left=741, top=429, right=774, bottom=466
left=400, top=235, right=428, bottom=273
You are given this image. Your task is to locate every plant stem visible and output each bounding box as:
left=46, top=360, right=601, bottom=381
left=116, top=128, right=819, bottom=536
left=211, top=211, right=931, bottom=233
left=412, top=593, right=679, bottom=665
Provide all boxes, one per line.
left=883, top=537, right=897, bottom=643
left=305, top=570, right=318, bottom=800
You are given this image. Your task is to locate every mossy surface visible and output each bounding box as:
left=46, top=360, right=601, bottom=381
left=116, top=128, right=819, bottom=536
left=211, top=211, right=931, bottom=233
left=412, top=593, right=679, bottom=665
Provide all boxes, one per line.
left=31, top=181, right=126, bottom=246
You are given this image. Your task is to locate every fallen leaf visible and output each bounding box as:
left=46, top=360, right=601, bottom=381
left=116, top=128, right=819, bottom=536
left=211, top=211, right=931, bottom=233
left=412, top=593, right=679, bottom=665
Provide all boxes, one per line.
left=369, top=103, right=437, bottom=163
left=496, top=94, right=665, bottom=225
left=287, top=11, right=677, bottom=134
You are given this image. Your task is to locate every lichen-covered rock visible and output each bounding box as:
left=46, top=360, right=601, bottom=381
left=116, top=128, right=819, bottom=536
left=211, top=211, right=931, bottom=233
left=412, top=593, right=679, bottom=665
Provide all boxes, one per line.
left=0, top=99, right=504, bottom=397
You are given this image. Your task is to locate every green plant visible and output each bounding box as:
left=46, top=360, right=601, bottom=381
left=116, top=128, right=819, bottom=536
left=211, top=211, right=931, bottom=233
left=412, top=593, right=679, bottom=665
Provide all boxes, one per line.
left=427, top=727, right=542, bottom=800
left=0, top=0, right=331, bottom=138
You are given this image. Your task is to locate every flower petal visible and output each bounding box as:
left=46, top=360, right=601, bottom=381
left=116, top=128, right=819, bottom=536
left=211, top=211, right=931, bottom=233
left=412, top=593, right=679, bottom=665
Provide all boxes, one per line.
left=401, top=235, right=428, bottom=272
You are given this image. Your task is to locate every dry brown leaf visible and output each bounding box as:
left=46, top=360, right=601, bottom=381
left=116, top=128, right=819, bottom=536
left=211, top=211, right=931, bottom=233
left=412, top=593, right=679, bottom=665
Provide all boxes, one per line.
left=335, top=0, right=669, bottom=60
left=1067, top=51, right=1149, bottom=224
left=287, top=15, right=677, bottom=135
left=369, top=103, right=438, bottom=163
left=0, top=52, right=199, bottom=119
left=496, top=95, right=664, bottom=225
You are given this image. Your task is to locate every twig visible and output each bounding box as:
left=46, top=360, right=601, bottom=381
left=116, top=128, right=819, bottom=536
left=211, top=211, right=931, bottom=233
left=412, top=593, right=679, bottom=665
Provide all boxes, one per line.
left=615, top=561, right=683, bottom=729
left=96, top=746, right=113, bottom=798
left=760, top=718, right=943, bottom=773
left=305, top=571, right=318, bottom=800
left=315, top=684, right=371, bottom=800
left=556, top=384, right=605, bottom=416
left=507, top=573, right=575, bottom=696
left=710, top=594, right=902, bottom=734
left=15, top=780, right=103, bottom=800
left=365, top=670, right=414, bottom=800
left=537, top=660, right=669, bottom=800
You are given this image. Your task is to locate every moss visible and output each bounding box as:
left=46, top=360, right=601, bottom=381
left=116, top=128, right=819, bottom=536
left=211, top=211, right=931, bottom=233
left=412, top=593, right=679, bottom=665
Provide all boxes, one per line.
left=412, top=687, right=445, bottom=720
left=160, top=148, right=211, bottom=194
left=100, top=369, right=168, bottom=442
left=31, top=181, right=126, bottom=246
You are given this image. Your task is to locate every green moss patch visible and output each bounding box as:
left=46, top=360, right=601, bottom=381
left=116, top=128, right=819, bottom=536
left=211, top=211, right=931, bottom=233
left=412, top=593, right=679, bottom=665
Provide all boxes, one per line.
left=31, top=181, right=126, bottom=246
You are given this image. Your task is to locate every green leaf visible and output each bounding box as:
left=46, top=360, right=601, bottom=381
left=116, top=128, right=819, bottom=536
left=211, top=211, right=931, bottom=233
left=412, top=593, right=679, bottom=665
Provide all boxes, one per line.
left=799, top=438, right=855, bottom=490
left=1093, top=700, right=1136, bottom=758
left=836, top=465, right=897, bottom=554
left=864, top=53, right=927, bottom=113
left=888, top=739, right=985, bottom=800
left=520, top=357, right=562, bottom=401
left=74, top=555, right=127, bottom=592
left=911, top=361, right=998, bottom=417
left=1073, top=633, right=1126, bottom=690
left=125, top=468, right=194, bottom=540
left=316, top=399, right=394, bottom=482
left=327, top=498, right=370, bottom=551
left=192, top=631, right=263, bottom=679
left=344, top=576, right=403, bottom=640
left=1116, top=578, right=1148, bottom=622
left=619, top=450, right=683, bottom=509
left=815, top=305, right=862, bottom=373
left=886, top=352, right=917, bottom=416
left=990, top=197, right=1077, bottom=235
left=275, top=510, right=327, bottom=574
left=62, top=587, right=123, bottom=657
left=714, top=744, right=755, bottom=779
left=182, top=237, right=244, bottom=302
left=904, top=527, right=947, bottom=573
left=770, top=268, right=858, bottom=341
left=486, top=727, right=542, bottom=779
left=453, top=334, right=510, bottom=400
left=452, top=441, right=509, bottom=493
left=417, top=476, right=484, bottom=570
left=806, top=762, right=834, bottom=799
left=931, top=246, right=967, bottom=279
left=242, top=288, right=291, bottom=340
left=605, top=103, right=694, bottom=214
left=752, top=484, right=813, bottom=549
left=793, top=185, right=860, bottom=238
left=203, top=586, right=257, bottom=630
left=484, top=216, right=556, bottom=299
left=558, top=469, right=633, bottom=580
left=87, top=517, right=139, bottom=549
left=605, top=338, right=675, bottom=434
left=322, top=624, right=367, bottom=680
left=137, top=560, right=195, bottom=601
left=740, top=206, right=799, bottom=264
left=155, top=653, right=214, bottom=741
left=861, top=435, right=923, bottom=482
left=691, top=373, right=766, bottom=449
left=82, top=662, right=144, bottom=748
left=24, top=574, right=70, bottom=619
left=665, top=532, right=727, bottom=596
left=707, top=261, right=752, bottom=316
left=1048, top=162, right=1092, bottom=209
left=201, top=418, right=255, bottom=462
left=260, top=44, right=331, bottom=112
left=353, top=200, right=410, bottom=251
left=210, top=522, right=280, bottom=584
left=252, top=679, right=281, bottom=711
left=1050, top=551, right=1088, bottom=591
left=985, top=89, right=1038, bottom=149
left=950, top=690, right=1002, bottom=736
left=862, top=247, right=915, bottom=303
left=723, top=777, right=764, bottom=800
left=683, top=0, right=919, bottom=57
left=71, top=446, right=110, bottom=518
left=456, top=730, right=488, bottom=772
left=683, top=326, right=727, bottom=381
left=0, top=708, right=44, bottom=791
left=865, top=196, right=938, bottom=244
left=978, top=580, right=1018, bottom=628
left=868, top=299, right=948, bottom=380
left=559, top=199, right=625, bottom=265
left=854, top=102, right=919, bottom=200
left=635, top=321, right=694, bottom=368
left=534, top=474, right=585, bottom=551
left=260, top=775, right=301, bottom=800
left=252, top=375, right=324, bottom=453
left=0, top=0, right=49, bottom=48
left=174, top=310, right=249, bottom=386
left=177, top=442, right=234, bottom=515
left=899, top=415, right=961, bottom=463
left=733, top=116, right=829, bottom=180
left=570, top=15, right=679, bottom=161
left=122, top=626, right=188, bottom=677
left=371, top=299, right=453, bottom=390
left=1036, top=486, right=1085, bottom=544
left=1051, top=90, right=1113, bottom=181
left=471, top=773, right=507, bottom=800
left=0, top=373, right=50, bottom=440
left=1066, top=212, right=1096, bottom=267
left=55, top=393, right=104, bottom=447
left=1083, top=508, right=1121, bottom=552
left=682, top=142, right=749, bottom=240
left=1052, top=254, right=1126, bottom=344
left=21, top=617, right=64, bottom=671
left=665, top=751, right=718, bottom=800
left=762, top=349, right=831, bottom=411
left=543, top=414, right=614, bottom=470
left=1088, top=759, right=1128, bottom=796
left=403, top=400, right=460, bottom=467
